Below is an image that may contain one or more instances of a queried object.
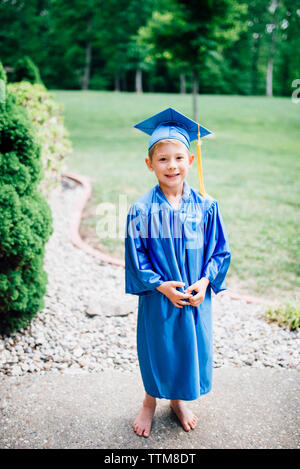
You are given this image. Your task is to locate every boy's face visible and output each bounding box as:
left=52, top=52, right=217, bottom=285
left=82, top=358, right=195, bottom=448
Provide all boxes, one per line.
left=145, top=140, right=194, bottom=189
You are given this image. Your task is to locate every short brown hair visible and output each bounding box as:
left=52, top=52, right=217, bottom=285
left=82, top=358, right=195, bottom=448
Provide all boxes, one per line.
left=148, top=138, right=190, bottom=160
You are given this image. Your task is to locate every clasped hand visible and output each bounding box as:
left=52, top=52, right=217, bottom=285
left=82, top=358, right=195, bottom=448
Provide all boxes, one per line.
left=156, top=278, right=209, bottom=309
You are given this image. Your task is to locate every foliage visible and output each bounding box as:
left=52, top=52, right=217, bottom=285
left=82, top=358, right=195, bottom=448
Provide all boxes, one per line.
left=265, top=301, right=300, bottom=330
left=0, top=0, right=298, bottom=96
left=7, top=81, right=72, bottom=197
left=139, top=0, right=248, bottom=66
left=0, top=253, right=49, bottom=333
left=0, top=72, right=53, bottom=333
left=12, top=56, right=43, bottom=85
left=0, top=185, right=53, bottom=259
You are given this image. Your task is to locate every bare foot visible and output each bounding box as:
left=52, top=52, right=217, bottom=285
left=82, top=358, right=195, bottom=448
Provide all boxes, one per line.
left=133, top=393, right=156, bottom=438
left=170, top=400, right=198, bottom=431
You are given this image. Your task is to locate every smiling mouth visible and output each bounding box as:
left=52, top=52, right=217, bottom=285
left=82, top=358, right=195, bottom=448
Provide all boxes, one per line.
left=165, top=173, right=180, bottom=178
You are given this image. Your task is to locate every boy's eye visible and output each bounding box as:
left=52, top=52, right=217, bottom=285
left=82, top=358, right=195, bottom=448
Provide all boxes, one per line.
left=158, top=156, right=183, bottom=161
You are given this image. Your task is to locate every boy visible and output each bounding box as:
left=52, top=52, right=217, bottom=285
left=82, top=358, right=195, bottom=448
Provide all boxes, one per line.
left=125, top=107, right=231, bottom=437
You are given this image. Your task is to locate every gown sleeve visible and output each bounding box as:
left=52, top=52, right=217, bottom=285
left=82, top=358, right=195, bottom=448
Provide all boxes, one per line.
left=125, top=204, right=164, bottom=296
left=201, top=200, right=231, bottom=295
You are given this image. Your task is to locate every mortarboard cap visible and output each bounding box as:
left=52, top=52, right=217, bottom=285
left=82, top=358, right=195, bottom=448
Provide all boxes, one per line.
left=134, top=107, right=212, bottom=197
left=134, top=107, right=212, bottom=151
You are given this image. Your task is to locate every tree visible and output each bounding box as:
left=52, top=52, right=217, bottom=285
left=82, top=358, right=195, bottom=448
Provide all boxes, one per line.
left=48, top=0, right=98, bottom=89
left=0, top=0, right=298, bottom=94
left=265, top=0, right=300, bottom=97
left=137, top=0, right=248, bottom=119
left=93, top=0, right=158, bottom=93
left=237, top=0, right=300, bottom=97
left=0, top=0, right=52, bottom=82
left=278, top=1, right=300, bottom=96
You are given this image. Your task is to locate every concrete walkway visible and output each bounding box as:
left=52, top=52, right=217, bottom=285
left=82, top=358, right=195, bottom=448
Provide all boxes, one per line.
left=0, top=367, right=299, bottom=449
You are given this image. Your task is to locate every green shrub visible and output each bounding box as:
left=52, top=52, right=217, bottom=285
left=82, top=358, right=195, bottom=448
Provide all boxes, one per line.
left=12, top=56, right=43, bottom=85
left=0, top=93, right=43, bottom=195
left=7, top=81, right=72, bottom=197
left=0, top=65, right=53, bottom=333
left=265, top=300, right=300, bottom=330
left=0, top=186, right=52, bottom=260
left=0, top=254, right=49, bottom=332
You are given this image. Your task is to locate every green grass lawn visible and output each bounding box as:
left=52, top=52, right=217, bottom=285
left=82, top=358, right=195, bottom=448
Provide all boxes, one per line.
left=51, top=90, right=300, bottom=303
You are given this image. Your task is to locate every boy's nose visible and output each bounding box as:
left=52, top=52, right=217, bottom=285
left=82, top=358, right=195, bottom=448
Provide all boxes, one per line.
left=168, top=159, right=178, bottom=169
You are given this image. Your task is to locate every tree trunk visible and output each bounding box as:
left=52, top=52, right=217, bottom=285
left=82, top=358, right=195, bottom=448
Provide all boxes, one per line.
left=148, top=77, right=154, bottom=93
left=82, top=16, right=93, bottom=90
left=114, top=71, right=120, bottom=92
left=121, top=73, right=127, bottom=92
left=82, top=43, right=92, bottom=90
left=266, top=56, right=273, bottom=97
left=180, top=72, right=186, bottom=94
left=252, top=36, right=260, bottom=95
left=135, top=68, right=143, bottom=93
left=266, top=7, right=280, bottom=97
left=192, top=70, right=198, bottom=121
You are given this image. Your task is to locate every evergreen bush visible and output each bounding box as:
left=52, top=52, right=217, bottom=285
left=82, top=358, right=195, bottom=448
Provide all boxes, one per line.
left=0, top=65, right=53, bottom=333
left=12, top=56, right=43, bottom=85
left=8, top=81, right=72, bottom=197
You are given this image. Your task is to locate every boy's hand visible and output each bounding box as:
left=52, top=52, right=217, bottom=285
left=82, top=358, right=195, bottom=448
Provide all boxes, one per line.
left=185, top=278, right=210, bottom=307
left=156, top=281, right=192, bottom=309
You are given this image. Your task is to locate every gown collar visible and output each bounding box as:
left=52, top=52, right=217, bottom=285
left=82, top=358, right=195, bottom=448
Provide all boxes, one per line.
left=156, top=180, right=191, bottom=207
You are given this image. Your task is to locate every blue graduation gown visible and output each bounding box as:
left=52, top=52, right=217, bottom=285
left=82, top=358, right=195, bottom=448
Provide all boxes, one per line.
left=125, top=181, right=231, bottom=400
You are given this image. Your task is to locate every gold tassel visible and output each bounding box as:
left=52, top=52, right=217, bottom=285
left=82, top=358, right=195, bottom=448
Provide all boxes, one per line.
left=197, top=123, right=207, bottom=197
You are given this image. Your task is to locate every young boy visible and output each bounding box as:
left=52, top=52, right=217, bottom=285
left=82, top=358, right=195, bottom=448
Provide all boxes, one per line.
left=125, top=107, right=231, bottom=438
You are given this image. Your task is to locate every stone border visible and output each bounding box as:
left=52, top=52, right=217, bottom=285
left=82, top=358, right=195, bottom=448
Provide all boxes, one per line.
left=62, top=172, right=270, bottom=306
left=62, top=172, right=125, bottom=268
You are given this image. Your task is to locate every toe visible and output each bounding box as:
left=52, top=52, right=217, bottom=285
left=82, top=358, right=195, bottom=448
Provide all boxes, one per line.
left=143, top=424, right=151, bottom=438
left=133, top=424, right=139, bottom=433
left=193, top=417, right=198, bottom=428
left=134, top=425, right=140, bottom=434
left=183, top=422, right=191, bottom=431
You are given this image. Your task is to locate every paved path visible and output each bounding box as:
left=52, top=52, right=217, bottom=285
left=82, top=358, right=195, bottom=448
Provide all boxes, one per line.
left=0, top=367, right=299, bottom=449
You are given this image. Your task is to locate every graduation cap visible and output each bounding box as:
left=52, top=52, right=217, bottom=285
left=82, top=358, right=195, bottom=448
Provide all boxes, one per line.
left=134, top=107, right=212, bottom=197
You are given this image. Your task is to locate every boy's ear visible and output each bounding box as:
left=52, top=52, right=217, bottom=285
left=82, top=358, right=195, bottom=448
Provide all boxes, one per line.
left=145, top=157, right=154, bottom=171
left=189, top=154, right=195, bottom=166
